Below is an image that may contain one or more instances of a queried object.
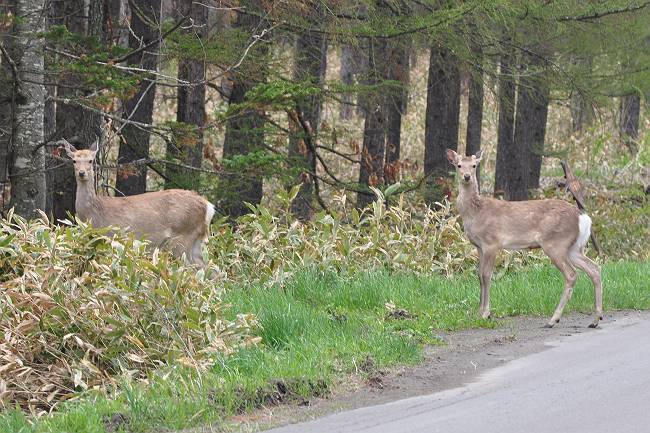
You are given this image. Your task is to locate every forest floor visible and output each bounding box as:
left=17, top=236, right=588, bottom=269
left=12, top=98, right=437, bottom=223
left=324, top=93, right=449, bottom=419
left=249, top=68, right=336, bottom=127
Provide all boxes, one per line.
left=183, top=310, right=650, bottom=433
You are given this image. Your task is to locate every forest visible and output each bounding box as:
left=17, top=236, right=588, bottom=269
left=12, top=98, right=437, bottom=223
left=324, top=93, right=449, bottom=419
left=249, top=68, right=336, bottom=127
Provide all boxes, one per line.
left=0, top=1, right=649, bottom=432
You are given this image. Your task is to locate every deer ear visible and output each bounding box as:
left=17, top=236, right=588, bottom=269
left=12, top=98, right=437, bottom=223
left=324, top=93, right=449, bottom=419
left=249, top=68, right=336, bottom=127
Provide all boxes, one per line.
left=446, top=149, right=459, bottom=166
left=474, top=150, right=483, bottom=162
left=62, top=139, right=77, bottom=158
left=89, top=139, right=99, bottom=153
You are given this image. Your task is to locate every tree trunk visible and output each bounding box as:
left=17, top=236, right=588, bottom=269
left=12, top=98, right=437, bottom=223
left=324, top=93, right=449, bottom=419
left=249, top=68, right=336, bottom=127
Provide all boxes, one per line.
left=108, top=0, right=129, bottom=46
left=288, top=29, right=327, bottom=221
left=48, top=0, right=86, bottom=221
left=165, top=0, right=207, bottom=190
left=339, top=44, right=355, bottom=120
left=423, top=45, right=461, bottom=204
left=465, top=68, right=484, bottom=189
left=115, top=0, right=160, bottom=195
left=83, top=0, right=107, bottom=159
left=569, top=57, right=594, bottom=133
left=43, top=1, right=58, bottom=215
left=620, top=94, right=640, bottom=154
left=384, top=36, right=411, bottom=184
left=357, top=37, right=389, bottom=208
left=511, top=82, right=534, bottom=200
left=339, top=5, right=368, bottom=120
left=220, top=83, right=265, bottom=217
left=0, top=1, right=17, bottom=214
left=525, top=72, right=549, bottom=190
left=219, top=3, right=267, bottom=218
left=9, top=0, right=47, bottom=218
left=494, top=48, right=516, bottom=198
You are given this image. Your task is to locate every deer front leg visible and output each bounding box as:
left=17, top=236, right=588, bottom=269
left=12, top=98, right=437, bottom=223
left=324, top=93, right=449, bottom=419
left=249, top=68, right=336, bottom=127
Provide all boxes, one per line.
left=478, top=248, right=497, bottom=319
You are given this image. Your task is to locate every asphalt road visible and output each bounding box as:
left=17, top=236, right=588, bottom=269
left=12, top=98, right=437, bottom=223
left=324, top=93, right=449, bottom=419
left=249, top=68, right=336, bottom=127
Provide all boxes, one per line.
left=263, top=316, right=650, bottom=433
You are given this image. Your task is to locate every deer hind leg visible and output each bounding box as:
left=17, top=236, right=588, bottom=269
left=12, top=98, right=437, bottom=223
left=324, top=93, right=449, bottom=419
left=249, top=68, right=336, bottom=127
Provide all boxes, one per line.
left=545, top=249, right=577, bottom=328
left=190, top=238, right=206, bottom=267
left=569, top=250, right=603, bottom=328
left=478, top=247, right=497, bottom=319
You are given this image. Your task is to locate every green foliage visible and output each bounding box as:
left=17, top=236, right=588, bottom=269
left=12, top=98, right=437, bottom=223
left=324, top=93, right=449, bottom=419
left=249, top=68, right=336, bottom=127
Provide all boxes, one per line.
left=2, top=262, right=649, bottom=433
left=591, top=185, right=650, bottom=259
left=0, top=211, right=258, bottom=415
left=42, top=25, right=140, bottom=101
left=166, top=26, right=256, bottom=67
left=220, top=150, right=286, bottom=174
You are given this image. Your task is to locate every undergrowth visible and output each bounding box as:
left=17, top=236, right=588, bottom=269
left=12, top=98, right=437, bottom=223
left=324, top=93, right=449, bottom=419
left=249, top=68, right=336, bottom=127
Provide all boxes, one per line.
left=2, top=263, right=649, bottom=433
left=0, top=210, right=258, bottom=415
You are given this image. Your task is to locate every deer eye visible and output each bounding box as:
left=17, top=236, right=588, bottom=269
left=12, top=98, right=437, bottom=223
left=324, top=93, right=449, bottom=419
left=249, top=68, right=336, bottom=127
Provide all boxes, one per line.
left=472, top=165, right=476, bottom=168
left=457, top=164, right=461, bottom=168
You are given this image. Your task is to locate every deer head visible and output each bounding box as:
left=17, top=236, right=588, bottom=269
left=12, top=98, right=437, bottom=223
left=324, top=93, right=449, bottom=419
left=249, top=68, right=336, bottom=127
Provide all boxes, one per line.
left=447, top=149, right=482, bottom=185
left=63, top=139, right=98, bottom=182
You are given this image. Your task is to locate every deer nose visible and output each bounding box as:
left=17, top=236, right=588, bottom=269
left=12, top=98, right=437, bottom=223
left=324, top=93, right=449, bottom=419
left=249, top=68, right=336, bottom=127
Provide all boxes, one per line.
left=464, top=174, right=471, bottom=181
left=78, top=170, right=86, bottom=178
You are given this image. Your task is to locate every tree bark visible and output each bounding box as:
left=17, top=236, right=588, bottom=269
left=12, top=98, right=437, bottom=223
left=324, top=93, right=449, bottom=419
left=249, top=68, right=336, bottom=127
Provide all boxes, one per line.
left=570, top=58, right=594, bottom=133
left=288, top=29, right=327, bottom=221
left=524, top=67, right=549, bottom=190
left=465, top=67, right=484, bottom=189
left=620, top=94, right=640, bottom=154
left=423, top=45, right=461, bottom=204
left=8, top=0, right=47, bottom=218
left=357, top=37, right=389, bottom=208
left=494, top=48, right=516, bottom=198
left=219, top=2, right=267, bottom=218
left=165, top=0, right=207, bottom=190
left=512, top=81, right=534, bottom=200
left=339, top=5, right=368, bottom=121
left=47, top=0, right=86, bottom=221
left=384, top=36, right=411, bottom=184
left=115, top=0, right=160, bottom=195
left=339, top=44, right=355, bottom=120
left=0, top=0, right=17, bottom=214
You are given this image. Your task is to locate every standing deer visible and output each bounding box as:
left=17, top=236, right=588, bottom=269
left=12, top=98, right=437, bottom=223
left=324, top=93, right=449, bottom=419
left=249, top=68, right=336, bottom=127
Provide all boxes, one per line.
left=446, top=149, right=602, bottom=328
left=63, top=139, right=215, bottom=266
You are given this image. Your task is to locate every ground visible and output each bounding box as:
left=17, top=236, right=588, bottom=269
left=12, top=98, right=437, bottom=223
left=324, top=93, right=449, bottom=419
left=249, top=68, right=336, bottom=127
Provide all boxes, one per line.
left=175, top=310, right=648, bottom=433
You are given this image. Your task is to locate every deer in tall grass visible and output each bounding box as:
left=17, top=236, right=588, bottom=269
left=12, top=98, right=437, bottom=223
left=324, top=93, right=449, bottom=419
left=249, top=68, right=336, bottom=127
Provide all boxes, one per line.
left=446, top=149, right=602, bottom=328
left=63, top=139, right=215, bottom=266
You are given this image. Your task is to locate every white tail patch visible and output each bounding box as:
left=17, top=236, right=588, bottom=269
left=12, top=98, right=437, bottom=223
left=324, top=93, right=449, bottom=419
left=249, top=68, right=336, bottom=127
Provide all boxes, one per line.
left=573, top=213, right=592, bottom=252
left=204, top=202, right=216, bottom=240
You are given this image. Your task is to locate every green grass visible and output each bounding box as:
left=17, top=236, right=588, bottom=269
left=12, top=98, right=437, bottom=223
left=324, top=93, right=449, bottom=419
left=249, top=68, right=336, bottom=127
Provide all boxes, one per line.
left=2, top=261, right=649, bottom=433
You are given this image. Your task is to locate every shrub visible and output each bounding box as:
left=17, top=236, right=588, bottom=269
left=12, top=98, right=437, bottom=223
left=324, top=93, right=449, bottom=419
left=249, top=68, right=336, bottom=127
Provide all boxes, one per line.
left=0, top=210, right=258, bottom=415
left=208, top=189, right=545, bottom=287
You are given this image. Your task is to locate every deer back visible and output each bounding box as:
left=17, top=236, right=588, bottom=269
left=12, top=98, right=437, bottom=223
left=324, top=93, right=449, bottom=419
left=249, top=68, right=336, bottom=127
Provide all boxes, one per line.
left=461, top=198, right=581, bottom=251
left=89, top=189, right=210, bottom=246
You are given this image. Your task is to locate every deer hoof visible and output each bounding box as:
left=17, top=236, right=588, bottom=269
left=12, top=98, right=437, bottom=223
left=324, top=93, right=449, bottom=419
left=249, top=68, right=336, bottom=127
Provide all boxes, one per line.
left=545, top=318, right=559, bottom=328
left=480, top=311, right=491, bottom=320
left=588, top=321, right=599, bottom=329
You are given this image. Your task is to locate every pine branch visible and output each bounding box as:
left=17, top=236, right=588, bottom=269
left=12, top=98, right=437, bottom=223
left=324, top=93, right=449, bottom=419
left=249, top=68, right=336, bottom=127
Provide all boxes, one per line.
left=557, top=2, right=650, bottom=22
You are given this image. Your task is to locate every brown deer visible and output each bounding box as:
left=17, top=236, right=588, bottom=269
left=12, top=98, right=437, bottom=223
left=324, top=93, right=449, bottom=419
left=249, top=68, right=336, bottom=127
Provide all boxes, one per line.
left=63, top=139, right=214, bottom=266
left=446, top=149, right=602, bottom=328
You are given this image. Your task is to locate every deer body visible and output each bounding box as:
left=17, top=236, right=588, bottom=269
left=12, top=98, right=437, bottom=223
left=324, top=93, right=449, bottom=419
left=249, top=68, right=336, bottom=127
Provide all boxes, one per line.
left=447, top=149, right=602, bottom=328
left=65, top=140, right=214, bottom=266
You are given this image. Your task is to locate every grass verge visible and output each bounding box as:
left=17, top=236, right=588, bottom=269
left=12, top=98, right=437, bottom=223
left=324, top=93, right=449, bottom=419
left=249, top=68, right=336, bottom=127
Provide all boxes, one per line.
left=2, top=261, right=649, bottom=433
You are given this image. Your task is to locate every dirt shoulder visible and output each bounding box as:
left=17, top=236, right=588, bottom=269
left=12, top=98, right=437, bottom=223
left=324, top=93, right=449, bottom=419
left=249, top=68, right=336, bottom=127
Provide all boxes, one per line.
left=182, top=310, right=649, bottom=433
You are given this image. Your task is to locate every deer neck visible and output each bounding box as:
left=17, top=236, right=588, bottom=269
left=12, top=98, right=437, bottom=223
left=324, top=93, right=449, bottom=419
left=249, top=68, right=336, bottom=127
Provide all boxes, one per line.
left=75, top=177, right=100, bottom=222
left=456, top=180, right=482, bottom=217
